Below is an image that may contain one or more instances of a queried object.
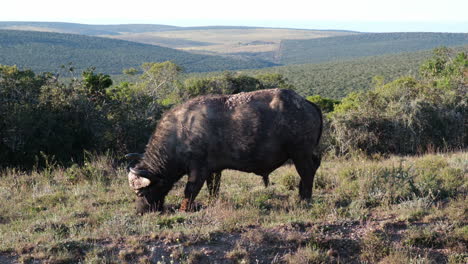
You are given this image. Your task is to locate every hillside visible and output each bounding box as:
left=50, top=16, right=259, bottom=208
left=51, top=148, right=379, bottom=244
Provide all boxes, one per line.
left=0, top=30, right=275, bottom=74
left=0, top=22, right=358, bottom=62
left=193, top=47, right=466, bottom=98
left=4, top=22, right=468, bottom=68
left=250, top=51, right=432, bottom=98
left=103, top=28, right=356, bottom=60
left=278, top=32, right=468, bottom=65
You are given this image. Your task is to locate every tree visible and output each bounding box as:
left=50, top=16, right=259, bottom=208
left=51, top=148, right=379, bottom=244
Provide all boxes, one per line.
left=306, top=95, right=340, bottom=113
left=81, top=68, right=113, bottom=103
left=140, top=61, right=182, bottom=99
left=255, top=73, right=295, bottom=90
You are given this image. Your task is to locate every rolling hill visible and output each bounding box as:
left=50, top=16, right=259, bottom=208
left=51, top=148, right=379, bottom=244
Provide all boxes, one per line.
left=2, top=22, right=468, bottom=67
left=103, top=28, right=356, bottom=59
left=278, top=32, right=468, bottom=65
left=0, top=22, right=358, bottom=62
left=0, top=30, right=276, bottom=74
left=191, top=45, right=468, bottom=99
left=0, top=21, right=182, bottom=35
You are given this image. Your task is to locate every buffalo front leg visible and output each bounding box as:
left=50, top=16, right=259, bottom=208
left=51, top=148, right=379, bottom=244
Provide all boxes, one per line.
left=206, top=171, right=222, bottom=197
left=180, top=167, right=210, bottom=212
left=292, top=152, right=321, bottom=201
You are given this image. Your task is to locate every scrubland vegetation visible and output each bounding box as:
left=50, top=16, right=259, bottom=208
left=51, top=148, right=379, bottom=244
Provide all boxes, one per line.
left=279, top=33, right=468, bottom=65
left=0, top=47, right=466, bottom=263
left=0, top=30, right=274, bottom=74
left=195, top=45, right=468, bottom=98
left=2, top=47, right=465, bottom=167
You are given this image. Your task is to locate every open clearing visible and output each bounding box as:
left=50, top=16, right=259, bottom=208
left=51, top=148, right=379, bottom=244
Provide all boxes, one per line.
left=102, top=28, right=355, bottom=55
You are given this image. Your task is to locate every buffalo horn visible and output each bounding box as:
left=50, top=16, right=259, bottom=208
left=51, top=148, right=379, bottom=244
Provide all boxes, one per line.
left=130, top=167, right=152, bottom=178
left=128, top=170, right=151, bottom=190
left=125, top=153, right=144, bottom=160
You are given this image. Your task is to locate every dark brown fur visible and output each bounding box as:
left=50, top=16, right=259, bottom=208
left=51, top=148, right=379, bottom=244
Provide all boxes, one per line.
left=131, top=89, right=322, bottom=214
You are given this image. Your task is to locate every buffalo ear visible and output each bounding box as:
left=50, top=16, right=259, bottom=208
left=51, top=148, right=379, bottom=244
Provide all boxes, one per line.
left=128, top=172, right=151, bottom=190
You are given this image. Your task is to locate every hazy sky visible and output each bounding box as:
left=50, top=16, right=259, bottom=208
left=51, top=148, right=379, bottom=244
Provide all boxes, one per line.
left=2, top=0, right=467, bottom=32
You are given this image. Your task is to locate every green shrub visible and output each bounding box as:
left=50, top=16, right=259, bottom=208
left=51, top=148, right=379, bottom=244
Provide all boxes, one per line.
left=413, top=155, right=466, bottom=199
left=404, top=226, right=444, bottom=248
left=306, top=95, right=340, bottom=113
left=335, top=164, right=417, bottom=207
left=329, top=49, right=467, bottom=156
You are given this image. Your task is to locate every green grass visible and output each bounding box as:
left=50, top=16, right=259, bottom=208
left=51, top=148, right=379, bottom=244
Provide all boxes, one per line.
left=0, top=152, right=466, bottom=263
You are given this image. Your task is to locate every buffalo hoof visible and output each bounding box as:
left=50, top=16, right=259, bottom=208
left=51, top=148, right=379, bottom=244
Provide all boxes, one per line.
left=179, top=199, right=203, bottom=212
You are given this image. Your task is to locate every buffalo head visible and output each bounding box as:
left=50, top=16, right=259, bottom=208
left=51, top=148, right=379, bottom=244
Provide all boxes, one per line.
left=126, top=153, right=167, bottom=214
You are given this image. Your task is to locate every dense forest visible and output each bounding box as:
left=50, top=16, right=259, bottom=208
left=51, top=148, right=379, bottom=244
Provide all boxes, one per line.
left=0, top=30, right=275, bottom=74
left=279, top=32, right=468, bottom=64
left=1, top=48, right=466, bottom=168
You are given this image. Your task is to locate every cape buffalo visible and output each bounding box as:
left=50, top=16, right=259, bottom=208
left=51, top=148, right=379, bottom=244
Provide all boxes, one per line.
left=127, top=88, right=322, bottom=214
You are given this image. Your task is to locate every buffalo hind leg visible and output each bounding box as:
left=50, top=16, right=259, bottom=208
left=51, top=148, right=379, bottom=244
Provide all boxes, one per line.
left=292, top=152, right=321, bottom=201
left=206, top=171, right=222, bottom=197
left=181, top=167, right=210, bottom=212
left=261, top=173, right=269, bottom=187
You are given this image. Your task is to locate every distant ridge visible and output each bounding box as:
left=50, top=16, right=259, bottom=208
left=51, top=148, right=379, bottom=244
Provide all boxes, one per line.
left=0, top=30, right=276, bottom=74
left=0, top=22, right=181, bottom=35
left=278, top=32, right=468, bottom=64
left=0, top=21, right=357, bottom=35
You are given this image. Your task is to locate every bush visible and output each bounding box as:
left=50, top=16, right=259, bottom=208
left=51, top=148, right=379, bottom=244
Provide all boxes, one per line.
left=329, top=49, right=467, bottom=156
left=182, top=72, right=265, bottom=99
left=306, top=95, right=340, bottom=113
left=0, top=65, right=159, bottom=168
left=413, top=155, right=466, bottom=199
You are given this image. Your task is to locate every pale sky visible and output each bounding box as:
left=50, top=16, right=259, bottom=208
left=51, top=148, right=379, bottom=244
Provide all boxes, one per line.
left=1, top=0, right=467, bottom=32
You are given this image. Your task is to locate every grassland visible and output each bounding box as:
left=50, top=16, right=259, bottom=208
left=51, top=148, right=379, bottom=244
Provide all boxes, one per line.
left=104, top=28, right=354, bottom=57
left=0, top=152, right=466, bottom=263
